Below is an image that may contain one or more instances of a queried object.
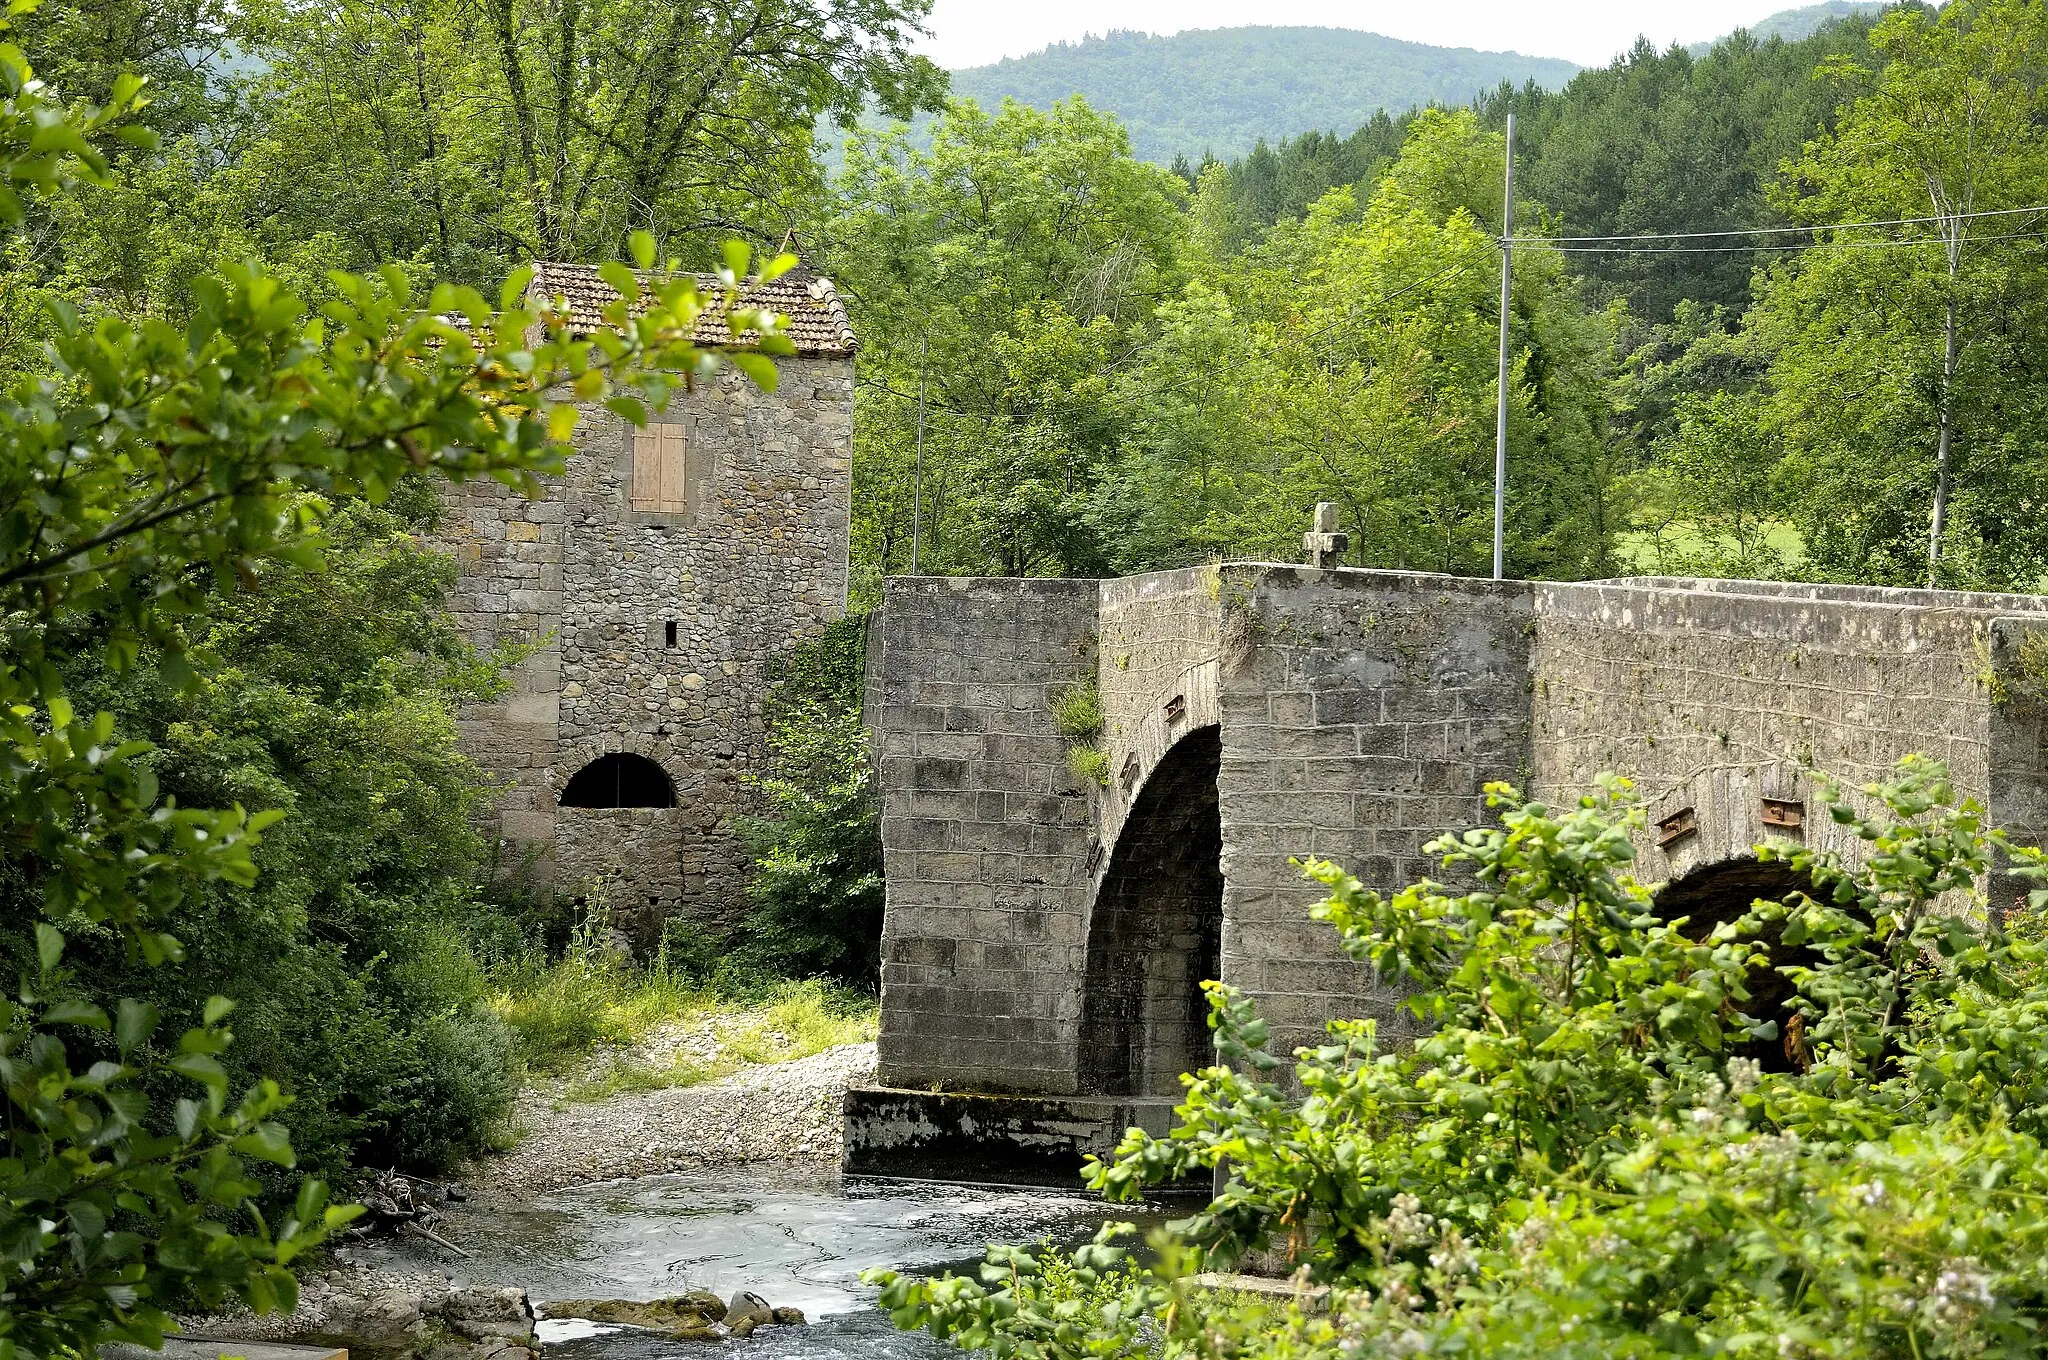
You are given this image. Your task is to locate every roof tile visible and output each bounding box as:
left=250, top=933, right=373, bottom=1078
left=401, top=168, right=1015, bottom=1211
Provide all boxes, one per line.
left=528, top=260, right=857, bottom=358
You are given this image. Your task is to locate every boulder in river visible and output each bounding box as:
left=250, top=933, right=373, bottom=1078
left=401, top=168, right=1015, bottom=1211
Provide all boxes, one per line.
left=540, top=1293, right=745, bottom=1341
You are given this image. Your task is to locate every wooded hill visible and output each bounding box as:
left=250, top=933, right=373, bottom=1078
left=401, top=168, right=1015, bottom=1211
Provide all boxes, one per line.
left=947, top=27, right=1579, bottom=163
left=943, top=6, right=1894, bottom=165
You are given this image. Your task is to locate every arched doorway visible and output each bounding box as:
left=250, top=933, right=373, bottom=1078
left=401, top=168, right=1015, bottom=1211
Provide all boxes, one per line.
left=559, top=752, right=677, bottom=809
left=1653, top=856, right=1827, bottom=1072
left=1079, top=726, right=1223, bottom=1097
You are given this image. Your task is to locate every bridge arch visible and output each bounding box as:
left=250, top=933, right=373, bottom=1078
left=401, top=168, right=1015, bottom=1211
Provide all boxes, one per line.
left=1078, top=724, right=1224, bottom=1097
left=1653, top=854, right=1828, bottom=1072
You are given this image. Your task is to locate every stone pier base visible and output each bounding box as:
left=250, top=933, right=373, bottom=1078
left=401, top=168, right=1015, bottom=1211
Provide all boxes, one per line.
left=841, top=1087, right=1203, bottom=1189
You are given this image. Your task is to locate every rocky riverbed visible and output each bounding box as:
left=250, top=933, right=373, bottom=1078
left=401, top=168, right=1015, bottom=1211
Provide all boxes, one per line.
left=469, top=1042, right=877, bottom=1200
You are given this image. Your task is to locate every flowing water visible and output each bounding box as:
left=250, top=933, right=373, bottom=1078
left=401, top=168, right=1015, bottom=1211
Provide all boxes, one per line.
left=351, top=1168, right=1179, bottom=1359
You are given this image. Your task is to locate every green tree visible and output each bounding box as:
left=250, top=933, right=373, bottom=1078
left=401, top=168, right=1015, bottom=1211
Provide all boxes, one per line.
left=738, top=617, right=883, bottom=983
left=1769, top=0, right=2048, bottom=587
left=0, top=28, right=800, bottom=1353
left=825, top=96, right=1187, bottom=589
left=29, top=498, right=526, bottom=1179
left=1136, top=110, right=1616, bottom=578
left=259, top=0, right=942, bottom=275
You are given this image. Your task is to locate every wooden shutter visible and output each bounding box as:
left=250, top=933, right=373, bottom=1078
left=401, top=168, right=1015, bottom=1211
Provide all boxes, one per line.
left=630, top=422, right=694, bottom=516
left=657, top=423, right=690, bottom=512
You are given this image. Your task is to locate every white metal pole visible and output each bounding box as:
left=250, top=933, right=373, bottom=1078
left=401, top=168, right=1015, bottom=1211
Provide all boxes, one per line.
left=911, top=334, right=926, bottom=575
left=1493, top=111, right=1515, bottom=582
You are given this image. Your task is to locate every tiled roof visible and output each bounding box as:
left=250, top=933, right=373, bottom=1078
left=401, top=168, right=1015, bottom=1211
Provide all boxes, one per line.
left=528, top=259, right=857, bottom=358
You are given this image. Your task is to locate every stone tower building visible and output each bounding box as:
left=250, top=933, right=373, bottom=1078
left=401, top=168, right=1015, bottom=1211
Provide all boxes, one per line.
left=439, top=261, right=856, bottom=934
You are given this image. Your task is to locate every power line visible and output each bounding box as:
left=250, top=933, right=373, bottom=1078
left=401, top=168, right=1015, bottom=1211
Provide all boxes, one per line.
left=1509, top=202, right=2048, bottom=245
left=1537, top=226, right=2048, bottom=255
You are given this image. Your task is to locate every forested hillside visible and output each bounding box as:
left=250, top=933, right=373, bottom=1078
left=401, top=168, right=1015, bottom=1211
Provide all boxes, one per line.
left=946, top=27, right=1579, bottom=162
left=1691, top=0, right=1887, bottom=50
left=1196, top=11, right=1890, bottom=317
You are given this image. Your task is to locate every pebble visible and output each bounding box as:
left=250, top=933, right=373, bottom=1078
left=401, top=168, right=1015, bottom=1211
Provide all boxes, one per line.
left=464, top=1043, right=877, bottom=1201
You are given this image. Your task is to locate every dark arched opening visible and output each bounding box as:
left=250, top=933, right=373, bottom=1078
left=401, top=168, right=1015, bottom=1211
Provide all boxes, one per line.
left=1654, top=856, right=1828, bottom=1073
left=559, top=753, right=677, bottom=809
left=1080, top=726, right=1223, bottom=1097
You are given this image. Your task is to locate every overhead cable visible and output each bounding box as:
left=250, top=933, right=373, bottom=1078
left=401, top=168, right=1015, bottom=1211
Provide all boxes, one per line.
left=1508, top=202, right=2048, bottom=246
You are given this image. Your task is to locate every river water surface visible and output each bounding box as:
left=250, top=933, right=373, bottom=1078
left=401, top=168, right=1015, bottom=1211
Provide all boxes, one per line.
left=354, top=1168, right=1175, bottom=1359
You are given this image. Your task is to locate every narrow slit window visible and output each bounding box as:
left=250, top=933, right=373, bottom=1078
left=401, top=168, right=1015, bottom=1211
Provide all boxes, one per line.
left=665, top=621, right=679, bottom=648
left=630, top=422, right=695, bottom=515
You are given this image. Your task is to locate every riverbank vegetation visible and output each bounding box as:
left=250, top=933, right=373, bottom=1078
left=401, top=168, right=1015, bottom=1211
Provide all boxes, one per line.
left=491, top=949, right=877, bottom=1101
left=0, top=27, right=806, bottom=1346
left=874, top=756, right=2048, bottom=1356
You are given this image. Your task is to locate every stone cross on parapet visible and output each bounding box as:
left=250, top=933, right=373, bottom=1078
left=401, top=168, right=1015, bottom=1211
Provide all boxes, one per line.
left=1303, top=501, right=1348, bottom=568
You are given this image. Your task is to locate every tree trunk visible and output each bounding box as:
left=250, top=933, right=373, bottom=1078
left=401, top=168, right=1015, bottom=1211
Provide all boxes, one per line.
left=487, top=0, right=549, bottom=254
left=408, top=21, right=454, bottom=271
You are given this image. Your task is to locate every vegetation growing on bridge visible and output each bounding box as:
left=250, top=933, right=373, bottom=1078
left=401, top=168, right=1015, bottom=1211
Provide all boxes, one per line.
left=871, top=756, right=2048, bottom=1356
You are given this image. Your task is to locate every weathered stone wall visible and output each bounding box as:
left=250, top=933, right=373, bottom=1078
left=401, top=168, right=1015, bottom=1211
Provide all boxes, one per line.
left=866, top=576, right=1100, bottom=1093
left=854, top=565, right=2048, bottom=1179
left=1529, top=579, right=2048, bottom=889
left=1215, top=567, right=1536, bottom=1060
left=439, top=357, right=853, bottom=931
left=867, top=565, right=1537, bottom=1095
left=1094, top=569, right=1224, bottom=855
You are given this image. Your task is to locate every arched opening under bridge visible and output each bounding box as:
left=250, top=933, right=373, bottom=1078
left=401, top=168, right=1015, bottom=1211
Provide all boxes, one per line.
left=1654, top=855, right=1832, bottom=1073
left=1079, top=725, right=1224, bottom=1097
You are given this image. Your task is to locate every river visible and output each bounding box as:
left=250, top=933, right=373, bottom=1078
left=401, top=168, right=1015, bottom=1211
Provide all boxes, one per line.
left=353, top=1167, right=1178, bottom=1359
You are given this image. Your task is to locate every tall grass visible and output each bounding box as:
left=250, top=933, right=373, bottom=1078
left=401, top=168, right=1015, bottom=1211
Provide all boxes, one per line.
left=487, top=948, right=877, bottom=1100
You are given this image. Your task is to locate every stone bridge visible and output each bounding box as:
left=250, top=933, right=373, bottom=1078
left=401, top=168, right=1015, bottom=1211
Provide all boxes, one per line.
left=843, top=565, right=2048, bottom=1182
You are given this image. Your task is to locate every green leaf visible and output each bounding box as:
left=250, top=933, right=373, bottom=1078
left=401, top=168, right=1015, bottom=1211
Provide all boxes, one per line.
left=44, top=1000, right=109, bottom=1030
left=116, top=999, right=158, bottom=1053
left=36, top=922, right=62, bottom=972
left=232, top=1123, right=296, bottom=1168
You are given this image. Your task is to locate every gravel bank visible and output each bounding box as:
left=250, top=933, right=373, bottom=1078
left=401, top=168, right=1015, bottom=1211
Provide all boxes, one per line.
left=466, top=1042, right=876, bottom=1202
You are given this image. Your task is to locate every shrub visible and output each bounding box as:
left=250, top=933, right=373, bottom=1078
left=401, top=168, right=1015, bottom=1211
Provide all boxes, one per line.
left=1067, top=743, right=1112, bottom=787
left=871, top=756, right=2048, bottom=1358
left=32, top=500, right=524, bottom=1182
left=1053, top=678, right=1109, bottom=788
left=1052, top=679, right=1105, bottom=739
left=738, top=617, right=884, bottom=983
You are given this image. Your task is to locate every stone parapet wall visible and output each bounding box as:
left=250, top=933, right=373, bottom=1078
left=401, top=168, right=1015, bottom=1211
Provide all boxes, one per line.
left=866, top=576, right=1101, bottom=1093
left=1530, top=579, right=2016, bottom=889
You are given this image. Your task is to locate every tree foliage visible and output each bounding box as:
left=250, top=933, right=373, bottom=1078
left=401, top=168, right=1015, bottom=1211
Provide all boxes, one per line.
left=738, top=616, right=884, bottom=984
left=0, top=23, right=797, bottom=1353
left=833, top=103, right=1613, bottom=585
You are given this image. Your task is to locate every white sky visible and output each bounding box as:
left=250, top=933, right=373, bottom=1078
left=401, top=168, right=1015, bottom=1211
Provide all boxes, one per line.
left=919, top=1, right=1837, bottom=69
